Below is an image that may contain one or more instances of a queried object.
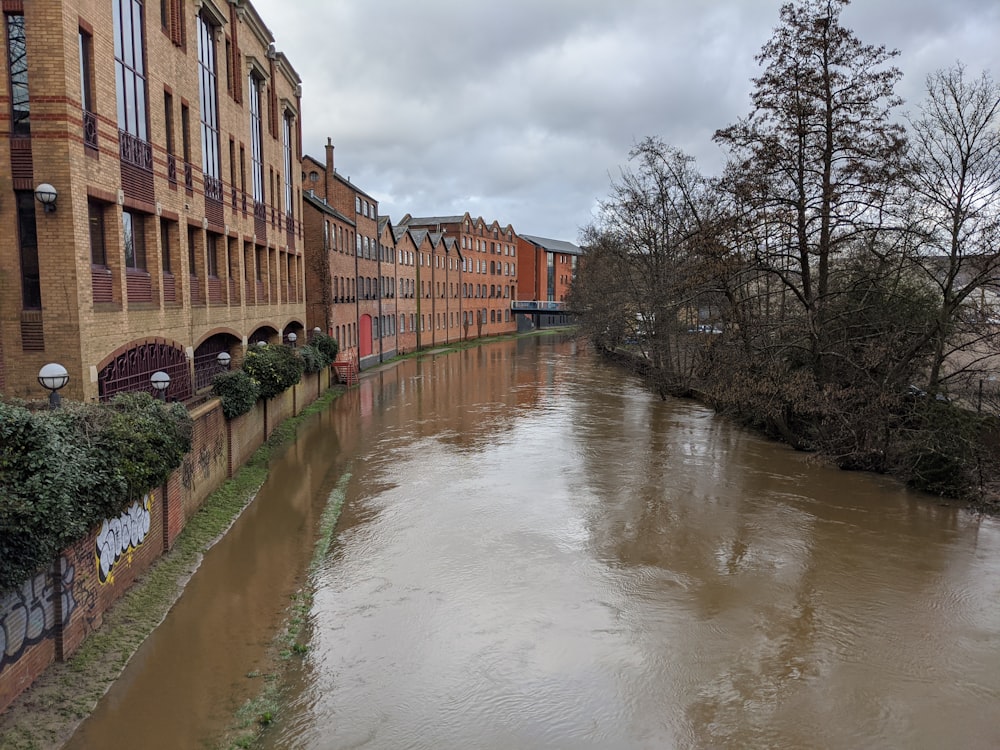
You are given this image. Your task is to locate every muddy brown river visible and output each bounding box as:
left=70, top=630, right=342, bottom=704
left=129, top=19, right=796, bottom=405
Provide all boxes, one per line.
left=66, top=335, right=1000, bottom=749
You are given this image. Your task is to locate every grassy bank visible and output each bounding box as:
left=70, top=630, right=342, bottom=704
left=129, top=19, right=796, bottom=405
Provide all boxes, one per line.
left=0, top=386, right=344, bottom=750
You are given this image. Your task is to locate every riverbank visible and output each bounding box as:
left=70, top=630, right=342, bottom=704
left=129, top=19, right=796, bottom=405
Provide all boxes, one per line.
left=599, top=343, right=1000, bottom=514
left=0, top=387, right=344, bottom=750
left=0, top=329, right=577, bottom=750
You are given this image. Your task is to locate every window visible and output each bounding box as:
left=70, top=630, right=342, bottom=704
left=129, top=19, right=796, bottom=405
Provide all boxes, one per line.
left=160, top=0, right=184, bottom=46
left=113, top=0, right=148, bottom=140
left=160, top=218, right=172, bottom=273
left=206, top=233, right=218, bottom=277
left=15, top=192, right=39, bottom=309
left=163, top=90, right=175, bottom=159
left=197, top=13, right=221, bottom=191
left=90, top=202, right=107, bottom=266
left=283, top=112, right=293, bottom=216
left=355, top=196, right=361, bottom=214
left=123, top=211, right=146, bottom=270
left=80, top=28, right=96, bottom=147
left=181, top=101, right=191, bottom=172
left=248, top=72, right=264, bottom=201
left=6, top=14, right=29, bottom=136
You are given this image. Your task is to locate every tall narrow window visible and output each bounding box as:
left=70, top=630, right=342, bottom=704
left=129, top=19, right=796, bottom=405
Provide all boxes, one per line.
left=90, top=202, right=107, bottom=266
left=113, top=0, right=148, bottom=141
left=283, top=112, right=293, bottom=217
left=6, top=14, right=30, bottom=136
left=16, top=192, right=40, bottom=309
left=248, top=73, right=264, bottom=201
left=160, top=218, right=172, bottom=273
left=197, top=13, right=221, bottom=199
left=164, top=91, right=175, bottom=181
left=123, top=211, right=146, bottom=270
left=181, top=102, right=192, bottom=188
left=206, top=233, right=218, bottom=277
left=80, top=28, right=97, bottom=147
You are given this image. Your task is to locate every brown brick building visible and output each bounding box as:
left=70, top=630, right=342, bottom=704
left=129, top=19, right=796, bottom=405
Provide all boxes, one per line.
left=0, top=0, right=306, bottom=403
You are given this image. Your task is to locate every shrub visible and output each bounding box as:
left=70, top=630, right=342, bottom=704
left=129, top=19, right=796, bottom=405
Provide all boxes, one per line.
left=212, top=369, right=261, bottom=419
left=0, top=394, right=192, bottom=592
left=299, top=344, right=325, bottom=374
left=242, top=344, right=304, bottom=400
left=312, top=331, right=339, bottom=362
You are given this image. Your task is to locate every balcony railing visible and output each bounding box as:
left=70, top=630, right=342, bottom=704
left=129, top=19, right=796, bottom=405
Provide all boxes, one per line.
left=204, top=174, right=224, bottom=202
left=119, top=129, right=153, bottom=171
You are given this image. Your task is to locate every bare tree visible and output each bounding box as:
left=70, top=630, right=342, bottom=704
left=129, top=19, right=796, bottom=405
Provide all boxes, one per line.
left=715, top=0, right=906, bottom=380
left=905, top=65, right=1000, bottom=397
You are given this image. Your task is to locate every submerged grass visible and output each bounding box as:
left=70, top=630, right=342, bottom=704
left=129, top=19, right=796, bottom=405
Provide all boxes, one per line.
left=221, top=471, right=352, bottom=750
left=0, top=386, right=345, bottom=750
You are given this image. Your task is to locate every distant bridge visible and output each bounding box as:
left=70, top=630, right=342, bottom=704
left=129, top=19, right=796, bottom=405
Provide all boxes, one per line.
left=510, top=300, right=577, bottom=331
left=510, top=300, right=575, bottom=313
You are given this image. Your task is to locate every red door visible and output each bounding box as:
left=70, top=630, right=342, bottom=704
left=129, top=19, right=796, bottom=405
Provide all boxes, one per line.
left=359, top=314, right=372, bottom=358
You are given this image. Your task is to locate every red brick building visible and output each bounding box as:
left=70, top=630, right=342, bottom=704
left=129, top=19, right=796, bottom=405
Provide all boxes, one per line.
left=517, top=234, right=581, bottom=304
left=0, top=0, right=306, bottom=403
left=397, top=213, right=518, bottom=339
left=301, top=142, right=395, bottom=368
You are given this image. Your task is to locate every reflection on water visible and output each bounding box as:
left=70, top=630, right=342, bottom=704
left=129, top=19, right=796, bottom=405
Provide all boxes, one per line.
left=69, top=335, right=1000, bottom=750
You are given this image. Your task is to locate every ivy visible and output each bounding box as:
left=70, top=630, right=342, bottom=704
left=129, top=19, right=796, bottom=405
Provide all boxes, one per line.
left=242, top=344, right=304, bottom=401
left=0, top=394, right=192, bottom=592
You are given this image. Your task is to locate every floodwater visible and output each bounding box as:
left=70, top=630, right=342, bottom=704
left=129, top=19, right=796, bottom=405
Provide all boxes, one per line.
left=67, top=335, right=1000, bottom=749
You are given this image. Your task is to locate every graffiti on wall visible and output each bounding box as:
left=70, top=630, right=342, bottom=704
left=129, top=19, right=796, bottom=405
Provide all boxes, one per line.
left=0, top=557, right=77, bottom=673
left=95, top=495, right=151, bottom=585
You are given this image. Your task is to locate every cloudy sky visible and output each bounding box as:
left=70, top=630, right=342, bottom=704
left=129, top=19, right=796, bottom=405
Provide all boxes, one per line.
left=251, top=0, right=999, bottom=243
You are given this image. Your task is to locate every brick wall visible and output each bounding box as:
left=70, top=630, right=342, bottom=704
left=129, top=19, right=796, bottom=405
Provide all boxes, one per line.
left=228, top=400, right=266, bottom=476
left=0, top=367, right=341, bottom=711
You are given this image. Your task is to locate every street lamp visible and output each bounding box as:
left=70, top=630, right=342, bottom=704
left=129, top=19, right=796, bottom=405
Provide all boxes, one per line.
left=37, top=362, right=69, bottom=410
left=217, top=351, right=231, bottom=369
left=312, top=326, right=322, bottom=342
left=150, top=371, right=171, bottom=401
left=257, top=340, right=267, bottom=348
left=287, top=332, right=297, bottom=348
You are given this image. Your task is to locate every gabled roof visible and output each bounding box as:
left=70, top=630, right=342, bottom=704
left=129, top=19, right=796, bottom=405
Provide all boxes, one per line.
left=303, top=190, right=355, bottom=225
left=409, top=228, right=430, bottom=247
left=519, top=234, right=583, bottom=256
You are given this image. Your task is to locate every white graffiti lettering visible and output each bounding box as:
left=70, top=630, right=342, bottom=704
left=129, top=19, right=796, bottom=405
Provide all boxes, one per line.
left=0, top=557, right=77, bottom=673
left=95, top=495, right=151, bottom=584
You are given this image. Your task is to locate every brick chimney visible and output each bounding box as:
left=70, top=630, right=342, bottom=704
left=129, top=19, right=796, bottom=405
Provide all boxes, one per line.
left=324, top=137, right=335, bottom=199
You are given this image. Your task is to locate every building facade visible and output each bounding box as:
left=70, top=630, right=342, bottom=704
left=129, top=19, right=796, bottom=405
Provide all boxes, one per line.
left=397, top=213, right=518, bottom=339
left=0, top=0, right=306, bottom=403
left=516, top=234, right=581, bottom=304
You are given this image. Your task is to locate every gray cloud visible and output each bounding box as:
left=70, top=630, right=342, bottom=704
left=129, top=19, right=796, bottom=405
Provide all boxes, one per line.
left=255, top=0, right=1000, bottom=242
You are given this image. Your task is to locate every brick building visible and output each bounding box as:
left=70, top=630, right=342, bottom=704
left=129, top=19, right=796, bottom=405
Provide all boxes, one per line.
left=0, top=0, right=306, bottom=403
left=397, top=213, right=518, bottom=339
left=516, top=234, right=581, bottom=304
left=301, top=142, right=393, bottom=369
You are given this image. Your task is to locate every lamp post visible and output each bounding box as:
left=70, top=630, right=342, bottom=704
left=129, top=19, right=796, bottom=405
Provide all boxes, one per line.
left=312, top=326, right=322, bottom=342
left=150, top=371, right=171, bottom=401
left=37, top=363, right=69, bottom=410
left=217, top=351, right=231, bottom=369
left=287, top=332, right=297, bottom=348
